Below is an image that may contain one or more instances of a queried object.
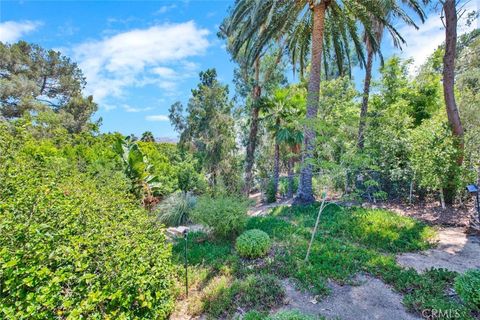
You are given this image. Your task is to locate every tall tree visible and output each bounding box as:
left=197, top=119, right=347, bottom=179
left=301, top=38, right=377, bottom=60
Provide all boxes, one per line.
left=264, top=87, right=305, bottom=199
left=0, top=41, right=97, bottom=132
left=220, top=19, right=286, bottom=195
left=169, top=69, right=236, bottom=187
left=225, top=0, right=425, bottom=203
left=441, top=0, right=464, bottom=163
left=141, top=131, right=155, bottom=142
left=358, top=2, right=426, bottom=149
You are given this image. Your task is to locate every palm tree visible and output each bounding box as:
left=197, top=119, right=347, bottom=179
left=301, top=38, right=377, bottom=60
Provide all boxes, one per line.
left=264, top=87, right=305, bottom=199
left=220, top=20, right=285, bottom=196
left=225, top=0, right=426, bottom=204
left=357, top=18, right=385, bottom=150
left=358, top=3, right=426, bottom=150
left=141, top=131, right=155, bottom=142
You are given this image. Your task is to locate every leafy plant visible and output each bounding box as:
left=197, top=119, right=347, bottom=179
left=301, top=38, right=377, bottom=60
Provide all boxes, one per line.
left=156, top=191, right=197, bottom=226
left=113, top=136, right=162, bottom=208
left=191, top=195, right=250, bottom=239
left=0, top=125, right=175, bottom=319
left=265, top=179, right=277, bottom=203
left=236, top=229, right=272, bottom=258
left=454, top=269, right=480, bottom=310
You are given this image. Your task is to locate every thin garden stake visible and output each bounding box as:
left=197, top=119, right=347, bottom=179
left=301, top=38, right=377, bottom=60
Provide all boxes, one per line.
left=184, top=231, right=188, bottom=298
left=305, top=192, right=327, bottom=262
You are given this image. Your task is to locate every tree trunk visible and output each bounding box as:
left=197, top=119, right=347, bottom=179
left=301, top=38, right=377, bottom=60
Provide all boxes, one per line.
left=287, top=155, right=294, bottom=198
left=357, top=46, right=374, bottom=150
left=273, top=139, right=280, bottom=199
left=294, top=2, right=326, bottom=204
left=243, top=57, right=262, bottom=195
left=443, top=0, right=464, bottom=160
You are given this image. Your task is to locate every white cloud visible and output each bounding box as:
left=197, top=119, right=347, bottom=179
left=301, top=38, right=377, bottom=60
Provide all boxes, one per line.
left=72, top=21, right=210, bottom=102
left=0, top=21, right=41, bottom=43
left=398, top=1, right=478, bottom=72
left=145, top=114, right=169, bottom=121
left=123, top=105, right=153, bottom=112
left=152, top=66, right=178, bottom=78
left=154, top=4, right=177, bottom=15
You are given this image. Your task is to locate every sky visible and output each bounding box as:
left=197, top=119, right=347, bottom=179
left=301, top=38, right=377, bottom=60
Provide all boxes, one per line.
left=0, top=0, right=478, bottom=139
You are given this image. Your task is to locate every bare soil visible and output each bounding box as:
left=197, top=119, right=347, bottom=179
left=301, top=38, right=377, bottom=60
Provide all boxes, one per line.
left=277, top=275, right=420, bottom=320
left=361, top=201, right=474, bottom=227
left=396, top=227, right=480, bottom=274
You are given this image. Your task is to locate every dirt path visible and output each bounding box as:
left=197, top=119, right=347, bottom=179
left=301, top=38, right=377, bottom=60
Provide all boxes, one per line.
left=396, top=227, right=480, bottom=274
left=278, top=275, right=420, bottom=320
left=247, top=192, right=293, bottom=216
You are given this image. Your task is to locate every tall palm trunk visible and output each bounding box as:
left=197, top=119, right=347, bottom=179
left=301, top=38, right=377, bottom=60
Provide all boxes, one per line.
left=287, top=151, right=294, bottom=198
left=443, top=0, right=464, bottom=204
left=273, top=140, right=280, bottom=199
left=357, top=44, right=374, bottom=150
left=443, top=0, right=464, bottom=156
left=295, top=2, right=327, bottom=204
left=272, top=117, right=281, bottom=198
left=243, top=57, right=261, bottom=195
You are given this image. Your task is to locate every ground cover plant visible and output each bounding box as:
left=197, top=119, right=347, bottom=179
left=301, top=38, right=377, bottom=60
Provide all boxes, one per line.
left=171, top=203, right=479, bottom=319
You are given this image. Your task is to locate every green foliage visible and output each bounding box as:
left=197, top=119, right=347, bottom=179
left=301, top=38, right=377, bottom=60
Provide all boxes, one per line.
left=0, top=41, right=97, bottom=133
left=278, top=176, right=299, bottom=198
left=236, top=229, right=272, bottom=259
left=204, top=274, right=284, bottom=319
left=141, top=131, right=155, bottom=142
left=454, top=269, right=480, bottom=310
left=265, top=179, right=277, bottom=203
left=243, top=310, right=268, bottom=320
left=172, top=231, right=233, bottom=268
left=156, top=191, right=197, bottom=227
left=0, top=122, right=174, bottom=319
left=268, top=310, right=320, bottom=320
left=410, top=114, right=460, bottom=196
left=176, top=160, right=203, bottom=193
left=191, top=195, right=250, bottom=239
left=114, top=136, right=162, bottom=205
left=137, top=141, right=190, bottom=195
left=169, top=69, right=239, bottom=190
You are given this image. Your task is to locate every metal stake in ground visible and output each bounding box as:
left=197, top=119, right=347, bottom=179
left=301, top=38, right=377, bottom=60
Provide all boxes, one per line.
left=184, top=230, right=188, bottom=298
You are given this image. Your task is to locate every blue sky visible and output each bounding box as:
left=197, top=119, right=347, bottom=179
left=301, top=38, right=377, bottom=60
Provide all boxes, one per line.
left=1, top=0, right=478, bottom=138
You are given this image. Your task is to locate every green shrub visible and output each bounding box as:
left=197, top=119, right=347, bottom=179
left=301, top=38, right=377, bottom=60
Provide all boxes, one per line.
left=278, top=176, right=298, bottom=198
left=191, top=195, right=249, bottom=239
left=265, top=179, right=277, bottom=203
left=156, top=191, right=197, bottom=226
left=244, top=310, right=268, bottom=320
left=236, top=229, right=272, bottom=258
left=0, top=124, right=175, bottom=319
left=268, top=310, right=319, bottom=320
left=454, top=269, right=480, bottom=310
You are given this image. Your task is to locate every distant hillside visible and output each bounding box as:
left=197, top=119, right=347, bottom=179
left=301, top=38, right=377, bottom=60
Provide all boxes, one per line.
left=156, top=136, right=178, bottom=144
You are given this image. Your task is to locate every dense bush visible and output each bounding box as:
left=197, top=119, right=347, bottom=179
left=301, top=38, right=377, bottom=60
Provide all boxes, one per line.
left=236, top=229, right=272, bottom=258
left=0, top=122, right=175, bottom=319
left=156, top=191, right=197, bottom=226
left=265, top=179, right=277, bottom=203
left=191, top=195, right=250, bottom=239
left=454, top=269, right=480, bottom=310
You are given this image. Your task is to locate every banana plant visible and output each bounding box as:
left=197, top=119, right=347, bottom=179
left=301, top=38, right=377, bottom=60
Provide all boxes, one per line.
left=113, top=136, right=162, bottom=206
